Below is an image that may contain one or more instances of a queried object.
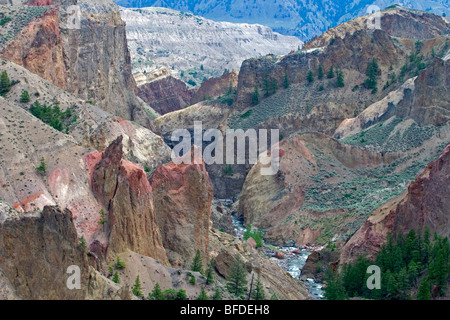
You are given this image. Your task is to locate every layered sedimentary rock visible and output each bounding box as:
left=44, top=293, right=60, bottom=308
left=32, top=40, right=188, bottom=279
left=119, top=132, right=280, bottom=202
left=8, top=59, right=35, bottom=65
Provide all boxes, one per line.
left=120, top=7, right=302, bottom=77
left=0, top=205, right=87, bottom=299
left=0, top=0, right=151, bottom=124
left=150, top=149, right=213, bottom=268
left=304, top=7, right=449, bottom=49
left=91, top=136, right=168, bottom=265
left=340, top=144, right=450, bottom=265
left=0, top=204, right=131, bottom=299
left=190, top=71, right=239, bottom=105
left=136, top=70, right=194, bottom=115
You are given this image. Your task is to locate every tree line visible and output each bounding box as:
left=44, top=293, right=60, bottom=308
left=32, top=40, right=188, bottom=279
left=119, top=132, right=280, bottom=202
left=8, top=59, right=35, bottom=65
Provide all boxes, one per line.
left=325, top=228, right=450, bottom=300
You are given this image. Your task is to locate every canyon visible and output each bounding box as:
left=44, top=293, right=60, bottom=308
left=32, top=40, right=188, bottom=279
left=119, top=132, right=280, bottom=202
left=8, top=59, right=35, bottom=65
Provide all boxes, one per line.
left=0, top=0, right=448, bottom=301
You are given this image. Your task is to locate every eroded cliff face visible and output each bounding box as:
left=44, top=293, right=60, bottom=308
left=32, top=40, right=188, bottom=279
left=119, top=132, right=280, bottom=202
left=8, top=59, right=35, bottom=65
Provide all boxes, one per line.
left=0, top=204, right=133, bottom=300
left=210, top=229, right=311, bottom=300
left=340, top=144, right=450, bottom=265
left=304, top=7, right=449, bottom=49
left=137, top=73, right=194, bottom=115
left=150, top=149, right=213, bottom=268
left=120, top=7, right=302, bottom=78
left=238, top=132, right=399, bottom=246
left=0, top=7, right=67, bottom=89
left=91, top=136, right=169, bottom=265
left=0, top=205, right=88, bottom=299
left=0, top=0, right=152, bottom=124
left=190, top=71, right=239, bottom=105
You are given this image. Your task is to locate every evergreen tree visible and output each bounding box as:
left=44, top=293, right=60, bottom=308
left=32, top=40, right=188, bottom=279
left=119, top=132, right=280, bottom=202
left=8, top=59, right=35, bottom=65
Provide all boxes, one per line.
left=283, top=71, right=290, bottom=89
left=327, top=66, right=335, bottom=78
left=270, top=77, right=278, bottom=95
left=114, top=256, right=126, bottom=269
left=251, top=275, right=266, bottom=300
left=149, top=283, right=165, bottom=300
left=191, top=250, right=203, bottom=273
left=189, top=274, right=196, bottom=285
left=20, top=90, right=30, bottom=103
left=263, top=74, right=270, bottom=97
left=416, top=278, right=431, bottom=300
left=324, top=268, right=347, bottom=300
left=0, top=70, right=10, bottom=96
left=132, top=275, right=143, bottom=298
left=251, top=86, right=260, bottom=105
left=307, top=70, right=314, bottom=83
left=226, top=255, right=248, bottom=298
left=163, top=289, right=178, bottom=300
left=318, top=64, right=324, bottom=80
left=79, top=236, right=88, bottom=254
left=206, top=266, right=214, bottom=285
left=196, top=288, right=209, bottom=300
left=176, top=289, right=187, bottom=300
left=365, top=58, right=380, bottom=93
left=112, top=272, right=120, bottom=284
left=36, top=157, right=47, bottom=174
left=336, top=69, right=345, bottom=87
left=212, top=288, right=222, bottom=300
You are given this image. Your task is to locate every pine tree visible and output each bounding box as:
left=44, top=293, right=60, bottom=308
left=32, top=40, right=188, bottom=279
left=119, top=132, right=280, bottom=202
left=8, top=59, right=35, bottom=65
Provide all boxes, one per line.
left=226, top=255, right=248, bottom=298
left=251, top=86, right=260, bottom=105
left=191, top=250, right=203, bottom=273
left=283, top=71, right=290, bottom=89
left=112, top=272, right=120, bottom=284
left=251, top=275, right=266, bottom=300
left=20, top=90, right=30, bottom=103
left=36, top=157, right=47, bottom=174
left=318, top=64, right=324, bottom=79
left=176, top=289, right=187, bottom=300
left=365, top=58, right=380, bottom=93
left=416, top=278, right=431, bottom=300
left=149, top=283, right=165, bottom=300
left=0, top=70, right=10, bottom=96
left=270, top=77, right=278, bottom=95
left=324, top=268, right=347, bottom=300
left=336, top=69, right=345, bottom=87
left=114, top=256, right=126, bottom=269
left=79, top=236, right=88, bottom=254
left=327, top=66, right=335, bottom=78
left=263, top=74, right=270, bottom=97
left=206, top=266, right=214, bottom=285
left=132, top=275, right=143, bottom=298
left=307, top=70, right=314, bottom=83
left=196, top=288, right=209, bottom=300
left=212, top=288, right=222, bottom=300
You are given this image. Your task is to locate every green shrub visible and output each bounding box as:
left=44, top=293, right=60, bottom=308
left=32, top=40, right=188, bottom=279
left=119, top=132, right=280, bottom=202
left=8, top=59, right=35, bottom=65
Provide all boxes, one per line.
left=114, top=257, right=126, bottom=269
left=20, top=90, right=30, bottom=103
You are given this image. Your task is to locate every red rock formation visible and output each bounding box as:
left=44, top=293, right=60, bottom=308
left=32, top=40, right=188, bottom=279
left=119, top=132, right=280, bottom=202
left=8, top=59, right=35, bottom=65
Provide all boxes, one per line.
left=137, top=75, right=194, bottom=115
left=190, top=71, right=239, bottom=105
left=91, top=136, right=168, bottom=265
left=150, top=148, right=213, bottom=268
left=340, top=144, right=450, bottom=264
left=1, top=7, right=67, bottom=89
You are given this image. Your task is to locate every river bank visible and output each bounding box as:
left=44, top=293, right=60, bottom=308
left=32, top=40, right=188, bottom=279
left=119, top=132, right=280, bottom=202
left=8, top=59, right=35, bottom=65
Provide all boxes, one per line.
left=230, top=212, right=324, bottom=299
